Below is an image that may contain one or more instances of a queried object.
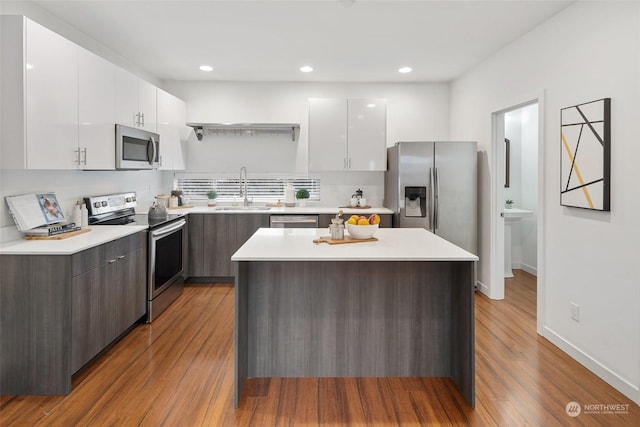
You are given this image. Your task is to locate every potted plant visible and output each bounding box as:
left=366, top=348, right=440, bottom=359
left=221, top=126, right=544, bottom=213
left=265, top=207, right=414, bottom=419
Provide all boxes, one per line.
left=296, top=188, right=310, bottom=207
left=207, top=190, right=218, bottom=207
left=505, top=199, right=514, bottom=209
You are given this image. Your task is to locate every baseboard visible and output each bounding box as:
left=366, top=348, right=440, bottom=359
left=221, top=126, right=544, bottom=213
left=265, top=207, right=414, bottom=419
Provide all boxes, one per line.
left=521, top=263, right=537, bottom=276
left=543, top=326, right=640, bottom=405
left=476, top=280, right=490, bottom=297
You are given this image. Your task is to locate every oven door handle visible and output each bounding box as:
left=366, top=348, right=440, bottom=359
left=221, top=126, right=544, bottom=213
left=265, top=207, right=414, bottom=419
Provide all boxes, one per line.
left=151, top=219, right=185, bottom=239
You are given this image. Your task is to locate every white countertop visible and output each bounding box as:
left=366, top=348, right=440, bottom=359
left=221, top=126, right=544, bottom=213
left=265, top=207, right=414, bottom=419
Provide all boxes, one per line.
left=0, top=226, right=147, bottom=255
left=164, top=205, right=394, bottom=215
left=231, top=228, right=478, bottom=262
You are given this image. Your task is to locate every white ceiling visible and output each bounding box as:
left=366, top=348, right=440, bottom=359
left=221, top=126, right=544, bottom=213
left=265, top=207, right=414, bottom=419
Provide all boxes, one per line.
left=31, top=0, right=573, bottom=83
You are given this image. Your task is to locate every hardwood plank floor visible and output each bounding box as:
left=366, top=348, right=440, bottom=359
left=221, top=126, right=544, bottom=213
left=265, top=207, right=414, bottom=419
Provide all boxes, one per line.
left=1, top=271, right=638, bottom=426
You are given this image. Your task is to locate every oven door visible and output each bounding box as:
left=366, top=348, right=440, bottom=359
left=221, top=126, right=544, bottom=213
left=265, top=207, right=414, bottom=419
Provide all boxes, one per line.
left=149, top=218, right=185, bottom=299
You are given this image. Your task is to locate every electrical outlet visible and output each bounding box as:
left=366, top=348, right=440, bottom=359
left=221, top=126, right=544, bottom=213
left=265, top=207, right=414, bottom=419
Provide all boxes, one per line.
left=570, top=302, right=580, bottom=322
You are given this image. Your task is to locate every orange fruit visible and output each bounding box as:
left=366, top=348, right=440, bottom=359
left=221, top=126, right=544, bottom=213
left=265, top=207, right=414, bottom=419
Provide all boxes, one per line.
left=368, top=214, right=380, bottom=225
left=357, top=218, right=370, bottom=225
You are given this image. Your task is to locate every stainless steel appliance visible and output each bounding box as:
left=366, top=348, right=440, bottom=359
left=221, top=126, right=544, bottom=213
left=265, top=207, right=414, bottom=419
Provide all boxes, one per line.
left=86, top=192, right=185, bottom=322
left=384, top=141, right=477, bottom=254
left=270, top=215, right=319, bottom=228
left=115, top=124, right=160, bottom=170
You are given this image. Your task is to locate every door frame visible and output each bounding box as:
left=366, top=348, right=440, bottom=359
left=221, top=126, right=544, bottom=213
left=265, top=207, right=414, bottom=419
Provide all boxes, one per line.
left=490, top=91, right=546, bottom=334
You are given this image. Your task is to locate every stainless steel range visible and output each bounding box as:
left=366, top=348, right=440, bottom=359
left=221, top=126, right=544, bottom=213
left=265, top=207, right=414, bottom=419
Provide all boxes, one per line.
left=85, top=192, right=185, bottom=322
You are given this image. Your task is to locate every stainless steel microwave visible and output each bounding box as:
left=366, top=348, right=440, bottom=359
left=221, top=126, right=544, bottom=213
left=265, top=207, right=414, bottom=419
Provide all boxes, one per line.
left=115, top=124, right=160, bottom=170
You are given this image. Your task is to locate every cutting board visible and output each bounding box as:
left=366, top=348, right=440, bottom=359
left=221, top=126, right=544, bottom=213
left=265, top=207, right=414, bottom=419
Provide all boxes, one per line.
left=25, top=228, right=91, bottom=240
left=313, top=235, right=378, bottom=245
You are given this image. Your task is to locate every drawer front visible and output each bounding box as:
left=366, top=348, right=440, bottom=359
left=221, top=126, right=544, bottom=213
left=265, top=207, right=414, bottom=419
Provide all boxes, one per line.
left=72, top=231, right=146, bottom=276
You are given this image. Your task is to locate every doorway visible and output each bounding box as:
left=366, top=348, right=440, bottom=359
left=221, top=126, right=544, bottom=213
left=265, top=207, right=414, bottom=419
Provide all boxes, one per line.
left=490, top=97, right=545, bottom=334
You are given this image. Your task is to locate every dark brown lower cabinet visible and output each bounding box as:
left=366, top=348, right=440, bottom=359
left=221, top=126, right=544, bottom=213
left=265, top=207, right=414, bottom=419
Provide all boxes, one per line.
left=0, top=231, right=146, bottom=395
left=188, top=214, right=269, bottom=279
left=71, top=241, right=146, bottom=373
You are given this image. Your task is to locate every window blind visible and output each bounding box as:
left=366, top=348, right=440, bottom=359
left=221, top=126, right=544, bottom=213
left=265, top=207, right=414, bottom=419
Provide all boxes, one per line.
left=175, top=177, right=321, bottom=202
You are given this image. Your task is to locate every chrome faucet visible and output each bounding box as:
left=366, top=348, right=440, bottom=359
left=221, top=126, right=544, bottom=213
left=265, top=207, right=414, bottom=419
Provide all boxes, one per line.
left=240, top=166, right=250, bottom=206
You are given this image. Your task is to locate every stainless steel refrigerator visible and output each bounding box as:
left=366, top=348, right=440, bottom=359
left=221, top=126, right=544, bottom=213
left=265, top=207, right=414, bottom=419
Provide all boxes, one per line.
left=384, top=141, right=477, bottom=254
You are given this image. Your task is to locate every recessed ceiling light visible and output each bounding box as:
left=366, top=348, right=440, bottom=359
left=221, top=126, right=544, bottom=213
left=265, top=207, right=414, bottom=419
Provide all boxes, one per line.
left=199, top=65, right=213, bottom=72
left=300, top=65, right=314, bottom=73
left=367, top=103, right=376, bottom=108
left=398, top=67, right=412, bottom=74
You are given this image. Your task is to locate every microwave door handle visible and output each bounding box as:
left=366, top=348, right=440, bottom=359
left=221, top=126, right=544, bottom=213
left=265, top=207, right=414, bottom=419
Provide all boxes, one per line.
left=148, top=136, right=157, bottom=166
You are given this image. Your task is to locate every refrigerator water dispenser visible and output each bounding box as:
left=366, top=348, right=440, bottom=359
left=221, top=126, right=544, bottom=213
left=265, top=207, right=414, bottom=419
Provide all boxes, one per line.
left=404, top=186, right=426, bottom=217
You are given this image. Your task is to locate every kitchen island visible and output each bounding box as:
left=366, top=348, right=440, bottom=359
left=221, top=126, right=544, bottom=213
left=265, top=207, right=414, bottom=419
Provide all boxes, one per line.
left=231, top=228, right=478, bottom=408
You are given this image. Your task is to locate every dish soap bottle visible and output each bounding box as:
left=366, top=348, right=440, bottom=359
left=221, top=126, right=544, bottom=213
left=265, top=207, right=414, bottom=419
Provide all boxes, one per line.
left=284, top=183, right=296, bottom=207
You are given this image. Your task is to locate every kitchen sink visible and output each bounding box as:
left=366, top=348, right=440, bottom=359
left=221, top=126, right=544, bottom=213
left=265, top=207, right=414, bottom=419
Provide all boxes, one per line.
left=215, top=206, right=271, bottom=211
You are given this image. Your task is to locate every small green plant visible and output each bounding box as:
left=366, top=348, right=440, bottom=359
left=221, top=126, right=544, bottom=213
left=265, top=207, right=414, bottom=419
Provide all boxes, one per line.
left=295, top=188, right=310, bottom=200
left=207, top=190, right=218, bottom=200
left=506, top=199, right=514, bottom=204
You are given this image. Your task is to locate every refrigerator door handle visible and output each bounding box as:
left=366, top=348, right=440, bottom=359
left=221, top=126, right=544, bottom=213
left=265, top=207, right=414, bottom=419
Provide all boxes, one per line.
left=434, top=167, right=440, bottom=230
left=429, top=167, right=435, bottom=230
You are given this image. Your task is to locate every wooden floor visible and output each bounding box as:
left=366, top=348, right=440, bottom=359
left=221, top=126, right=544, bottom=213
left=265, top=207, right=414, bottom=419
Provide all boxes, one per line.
left=1, top=270, right=638, bottom=426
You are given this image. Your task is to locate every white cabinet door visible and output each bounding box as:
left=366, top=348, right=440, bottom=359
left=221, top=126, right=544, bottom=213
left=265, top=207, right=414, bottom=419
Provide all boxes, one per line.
left=157, top=88, right=187, bottom=170
left=115, top=67, right=157, bottom=131
left=25, top=19, right=78, bottom=169
left=115, top=67, right=139, bottom=128
left=347, top=98, right=387, bottom=171
left=173, top=96, right=188, bottom=170
left=138, top=78, right=157, bottom=132
left=308, top=98, right=348, bottom=171
left=309, top=98, right=386, bottom=171
left=79, top=48, right=116, bottom=170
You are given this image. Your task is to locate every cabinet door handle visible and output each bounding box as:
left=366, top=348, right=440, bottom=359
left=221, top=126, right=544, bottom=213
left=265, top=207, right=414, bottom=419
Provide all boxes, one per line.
left=81, top=147, right=87, bottom=166
left=343, top=158, right=347, bottom=169
left=108, top=258, right=117, bottom=264
left=141, top=112, right=145, bottom=127
left=348, top=157, right=351, bottom=169
left=117, top=255, right=126, bottom=259
left=74, top=148, right=81, bottom=165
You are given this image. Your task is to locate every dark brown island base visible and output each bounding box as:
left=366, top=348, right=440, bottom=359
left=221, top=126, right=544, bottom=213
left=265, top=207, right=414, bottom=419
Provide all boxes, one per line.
left=232, top=228, right=478, bottom=408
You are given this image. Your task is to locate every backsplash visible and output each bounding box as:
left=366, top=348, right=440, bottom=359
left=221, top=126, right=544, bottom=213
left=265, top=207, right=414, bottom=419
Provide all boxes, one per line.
left=0, top=169, right=166, bottom=240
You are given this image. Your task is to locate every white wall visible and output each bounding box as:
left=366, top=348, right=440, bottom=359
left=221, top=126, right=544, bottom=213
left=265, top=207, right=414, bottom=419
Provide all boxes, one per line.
left=163, top=81, right=450, bottom=206
left=0, top=169, right=167, bottom=240
left=450, top=1, right=640, bottom=404
left=505, top=104, right=538, bottom=274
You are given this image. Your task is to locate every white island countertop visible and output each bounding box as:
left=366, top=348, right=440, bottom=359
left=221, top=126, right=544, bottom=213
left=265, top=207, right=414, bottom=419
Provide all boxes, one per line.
left=232, top=228, right=478, bottom=262
left=0, top=226, right=147, bottom=255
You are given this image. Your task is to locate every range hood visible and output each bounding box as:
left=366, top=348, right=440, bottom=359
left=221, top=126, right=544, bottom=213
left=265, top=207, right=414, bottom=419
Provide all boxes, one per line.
left=187, top=123, right=300, bottom=141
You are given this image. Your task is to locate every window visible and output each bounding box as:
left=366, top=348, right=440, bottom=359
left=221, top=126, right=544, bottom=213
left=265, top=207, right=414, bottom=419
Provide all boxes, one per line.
left=175, top=177, right=320, bottom=202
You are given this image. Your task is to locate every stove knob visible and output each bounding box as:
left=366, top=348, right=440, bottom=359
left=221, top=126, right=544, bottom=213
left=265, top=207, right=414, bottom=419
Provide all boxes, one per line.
left=94, top=202, right=101, bottom=208
left=126, top=197, right=132, bottom=203
left=101, top=201, right=108, bottom=207
left=132, top=196, right=137, bottom=201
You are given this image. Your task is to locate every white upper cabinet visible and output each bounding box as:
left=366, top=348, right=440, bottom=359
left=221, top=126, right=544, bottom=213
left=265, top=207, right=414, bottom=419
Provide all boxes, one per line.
left=309, top=98, right=348, bottom=171
left=79, top=47, right=116, bottom=170
left=0, top=16, right=80, bottom=170
left=115, top=67, right=157, bottom=132
left=157, top=88, right=188, bottom=170
left=308, top=98, right=386, bottom=172
left=347, top=99, right=387, bottom=171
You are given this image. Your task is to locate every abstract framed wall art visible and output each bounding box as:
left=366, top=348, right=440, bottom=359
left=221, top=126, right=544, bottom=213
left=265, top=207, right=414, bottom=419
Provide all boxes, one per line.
left=560, top=98, right=611, bottom=211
